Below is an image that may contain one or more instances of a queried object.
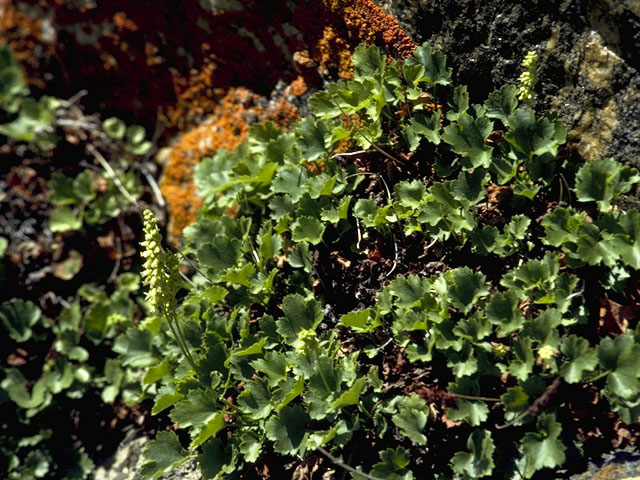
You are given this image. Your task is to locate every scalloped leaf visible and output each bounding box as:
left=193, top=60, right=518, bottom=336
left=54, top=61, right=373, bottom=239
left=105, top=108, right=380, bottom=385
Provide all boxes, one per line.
left=484, top=84, right=518, bottom=123
left=520, top=413, right=566, bottom=476
left=560, top=335, right=598, bottom=383
left=574, top=158, right=640, bottom=211
left=291, top=215, right=325, bottom=245
left=598, top=333, right=640, bottom=400
left=409, top=42, right=452, bottom=85
left=444, top=267, right=489, bottom=314
left=276, top=294, right=323, bottom=344
left=451, top=430, right=495, bottom=478
left=264, top=404, right=309, bottom=456
left=392, top=395, right=428, bottom=445
left=140, top=431, right=189, bottom=480
left=442, top=112, right=493, bottom=169
left=503, top=109, right=566, bottom=158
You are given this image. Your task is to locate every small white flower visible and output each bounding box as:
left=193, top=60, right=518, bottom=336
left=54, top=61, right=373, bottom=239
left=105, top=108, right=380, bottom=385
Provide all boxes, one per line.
left=538, top=344, right=555, bottom=361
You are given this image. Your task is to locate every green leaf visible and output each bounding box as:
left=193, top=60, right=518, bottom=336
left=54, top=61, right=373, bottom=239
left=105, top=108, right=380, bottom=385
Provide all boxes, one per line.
left=410, top=42, right=452, bottom=85
left=113, top=327, right=157, bottom=368
left=291, top=216, right=325, bottom=245
left=450, top=168, right=488, bottom=207
left=1, top=368, right=51, bottom=409
left=273, top=376, right=305, bottom=411
left=237, top=378, right=272, bottom=419
left=102, top=117, right=126, bottom=140
left=331, top=376, right=366, bottom=409
left=402, top=61, right=426, bottom=88
left=143, top=357, right=171, bottom=384
left=0, top=298, right=42, bottom=343
left=197, top=235, right=241, bottom=273
left=152, top=386, right=183, bottom=415
left=126, top=125, right=146, bottom=145
left=170, top=390, right=219, bottom=430
left=608, top=209, right=640, bottom=269
left=264, top=404, right=309, bottom=456
left=503, top=109, right=566, bottom=158
left=276, top=294, right=323, bottom=344
left=238, top=432, right=262, bottom=463
left=442, top=112, right=493, bottom=169
left=251, top=351, right=287, bottom=386
left=352, top=44, right=386, bottom=80
left=520, top=413, right=566, bottom=475
left=272, top=165, right=309, bottom=202
left=447, top=378, right=489, bottom=426
left=486, top=290, right=525, bottom=337
left=574, top=158, right=640, bottom=211
left=501, top=386, right=530, bottom=412
left=444, top=267, right=489, bottom=314
left=484, top=85, right=518, bottom=123
left=392, top=395, right=428, bottom=445
left=387, top=275, right=432, bottom=310
left=560, top=335, right=598, bottom=383
left=309, top=91, right=342, bottom=119
left=510, top=336, right=534, bottom=381
left=353, top=198, right=379, bottom=228
left=50, top=208, right=83, bottom=232
left=190, top=413, right=225, bottom=450
left=469, top=226, right=499, bottom=256
left=446, top=85, right=469, bottom=122
left=49, top=172, right=78, bottom=206
left=370, top=447, right=413, bottom=480
left=451, top=430, right=496, bottom=478
left=140, top=431, right=189, bottom=480
left=295, top=117, right=330, bottom=161
left=395, top=179, right=426, bottom=209
left=409, top=111, right=441, bottom=145
left=198, top=438, right=234, bottom=480
left=597, top=333, right=640, bottom=400
left=338, top=309, right=379, bottom=333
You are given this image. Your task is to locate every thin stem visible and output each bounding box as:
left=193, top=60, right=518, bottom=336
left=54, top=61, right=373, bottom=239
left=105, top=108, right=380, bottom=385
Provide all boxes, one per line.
left=588, top=370, right=610, bottom=384
left=166, top=314, right=198, bottom=373
left=87, top=144, right=139, bottom=206
left=317, top=446, right=387, bottom=480
left=219, top=397, right=243, bottom=413
left=455, top=393, right=501, bottom=402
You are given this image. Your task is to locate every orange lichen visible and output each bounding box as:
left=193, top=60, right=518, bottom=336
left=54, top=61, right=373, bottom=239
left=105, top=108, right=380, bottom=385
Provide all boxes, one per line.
left=161, top=88, right=258, bottom=241
left=3, top=0, right=415, bottom=239
left=160, top=85, right=302, bottom=242
left=0, top=0, right=55, bottom=88
left=291, top=0, right=417, bottom=79
left=112, top=11, right=138, bottom=32
left=288, top=75, right=309, bottom=97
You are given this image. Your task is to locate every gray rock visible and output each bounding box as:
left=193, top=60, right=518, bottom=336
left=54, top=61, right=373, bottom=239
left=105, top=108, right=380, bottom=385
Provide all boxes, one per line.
left=93, top=432, right=202, bottom=480
left=374, top=0, right=640, bottom=168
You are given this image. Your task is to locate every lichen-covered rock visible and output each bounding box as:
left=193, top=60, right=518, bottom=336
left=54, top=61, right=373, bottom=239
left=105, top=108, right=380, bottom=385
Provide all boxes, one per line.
left=376, top=0, right=640, bottom=167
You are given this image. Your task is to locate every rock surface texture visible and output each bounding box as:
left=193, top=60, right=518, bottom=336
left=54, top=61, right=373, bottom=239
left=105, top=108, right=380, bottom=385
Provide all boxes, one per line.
left=378, top=0, right=640, bottom=170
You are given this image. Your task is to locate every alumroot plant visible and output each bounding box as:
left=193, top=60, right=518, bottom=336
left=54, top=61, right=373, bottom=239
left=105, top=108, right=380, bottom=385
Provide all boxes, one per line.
left=517, top=50, right=538, bottom=104
left=140, top=208, right=197, bottom=371
left=130, top=43, right=640, bottom=480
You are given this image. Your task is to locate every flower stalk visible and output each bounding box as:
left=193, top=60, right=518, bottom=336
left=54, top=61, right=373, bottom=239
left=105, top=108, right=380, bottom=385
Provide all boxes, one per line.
left=140, top=209, right=197, bottom=372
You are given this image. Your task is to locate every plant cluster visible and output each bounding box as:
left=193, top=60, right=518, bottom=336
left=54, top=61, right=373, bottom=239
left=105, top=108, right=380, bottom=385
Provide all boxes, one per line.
left=0, top=46, right=158, bottom=480
left=0, top=275, right=152, bottom=480
left=132, top=43, right=640, bottom=479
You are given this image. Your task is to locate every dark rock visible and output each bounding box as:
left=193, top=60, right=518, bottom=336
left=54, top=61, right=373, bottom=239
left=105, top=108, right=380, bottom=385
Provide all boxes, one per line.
left=375, top=0, right=640, bottom=168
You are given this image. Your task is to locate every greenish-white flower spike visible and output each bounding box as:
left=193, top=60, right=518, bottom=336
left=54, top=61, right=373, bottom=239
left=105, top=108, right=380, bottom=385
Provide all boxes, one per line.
left=140, top=209, right=180, bottom=314
left=517, top=50, right=538, bottom=104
